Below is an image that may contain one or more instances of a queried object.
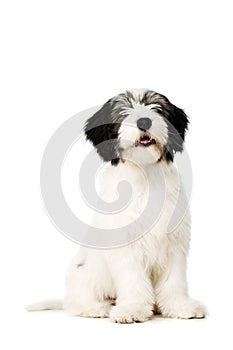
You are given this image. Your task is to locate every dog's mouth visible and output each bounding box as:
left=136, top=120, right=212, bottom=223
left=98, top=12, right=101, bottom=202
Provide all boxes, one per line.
left=135, top=135, right=156, bottom=147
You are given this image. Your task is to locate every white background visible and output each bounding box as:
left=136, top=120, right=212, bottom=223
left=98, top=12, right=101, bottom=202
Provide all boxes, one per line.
left=1, top=0, right=233, bottom=349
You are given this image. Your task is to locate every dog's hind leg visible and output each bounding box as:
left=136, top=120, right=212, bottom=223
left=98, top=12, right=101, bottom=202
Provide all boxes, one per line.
left=63, top=252, right=115, bottom=318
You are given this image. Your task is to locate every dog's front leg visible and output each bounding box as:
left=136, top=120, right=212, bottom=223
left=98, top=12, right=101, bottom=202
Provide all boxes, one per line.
left=155, top=250, right=206, bottom=319
left=109, top=255, right=155, bottom=323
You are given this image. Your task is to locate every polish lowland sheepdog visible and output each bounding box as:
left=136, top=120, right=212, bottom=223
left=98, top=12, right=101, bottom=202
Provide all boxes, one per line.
left=27, top=89, right=206, bottom=323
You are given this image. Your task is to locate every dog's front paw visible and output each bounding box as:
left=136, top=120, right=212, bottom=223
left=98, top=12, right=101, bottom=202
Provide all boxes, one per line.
left=177, top=299, right=206, bottom=319
left=110, top=304, right=153, bottom=323
left=163, top=298, right=207, bottom=319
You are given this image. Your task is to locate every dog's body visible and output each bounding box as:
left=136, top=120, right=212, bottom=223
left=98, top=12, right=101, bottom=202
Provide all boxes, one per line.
left=28, top=89, right=206, bottom=322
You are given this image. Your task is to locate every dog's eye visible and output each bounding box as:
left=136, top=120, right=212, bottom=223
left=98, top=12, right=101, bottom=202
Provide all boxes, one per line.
left=151, top=107, right=163, bottom=114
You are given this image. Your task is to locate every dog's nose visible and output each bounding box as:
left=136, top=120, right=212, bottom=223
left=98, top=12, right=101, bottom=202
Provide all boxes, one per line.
left=137, top=117, right=152, bottom=131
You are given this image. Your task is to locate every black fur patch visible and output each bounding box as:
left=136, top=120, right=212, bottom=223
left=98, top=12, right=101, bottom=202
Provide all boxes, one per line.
left=84, top=100, right=122, bottom=165
left=163, top=104, right=189, bottom=160
left=76, top=263, right=84, bottom=268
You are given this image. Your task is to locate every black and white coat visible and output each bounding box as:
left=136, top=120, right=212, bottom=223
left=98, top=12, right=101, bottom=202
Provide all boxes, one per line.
left=28, top=89, right=206, bottom=323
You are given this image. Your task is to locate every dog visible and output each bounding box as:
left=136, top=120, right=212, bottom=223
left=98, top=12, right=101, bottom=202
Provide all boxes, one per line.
left=27, top=89, right=206, bottom=323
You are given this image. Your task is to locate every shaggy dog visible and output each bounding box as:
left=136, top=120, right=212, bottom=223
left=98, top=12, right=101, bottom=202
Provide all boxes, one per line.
left=27, top=89, right=206, bottom=323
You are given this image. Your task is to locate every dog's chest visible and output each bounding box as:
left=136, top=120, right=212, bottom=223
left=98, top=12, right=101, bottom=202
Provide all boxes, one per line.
left=95, top=161, right=179, bottom=232
left=97, top=162, right=185, bottom=269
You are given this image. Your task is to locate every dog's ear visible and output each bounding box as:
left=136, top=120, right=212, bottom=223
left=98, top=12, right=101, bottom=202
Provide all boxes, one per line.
left=165, top=104, right=189, bottom=161
left=84, top=100, right=120, bottom=165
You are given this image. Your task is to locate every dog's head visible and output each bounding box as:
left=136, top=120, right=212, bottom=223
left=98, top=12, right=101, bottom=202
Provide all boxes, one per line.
left=84, top=89, right=189, bottom=165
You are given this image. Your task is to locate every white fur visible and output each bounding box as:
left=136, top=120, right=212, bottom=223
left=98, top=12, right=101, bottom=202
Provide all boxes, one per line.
left=28, top=160, right=206, bottom=322
left=27, top=91, right=206, bottom=323
left=61, top=161, right=206, bottom=322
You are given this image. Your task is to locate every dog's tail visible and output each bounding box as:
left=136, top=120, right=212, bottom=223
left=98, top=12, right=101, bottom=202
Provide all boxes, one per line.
left=26, top=299, right=63, bottom=312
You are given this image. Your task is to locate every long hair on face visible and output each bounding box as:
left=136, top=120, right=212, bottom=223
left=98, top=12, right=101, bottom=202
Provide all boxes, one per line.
left=84, top=89, right=189, bottom=165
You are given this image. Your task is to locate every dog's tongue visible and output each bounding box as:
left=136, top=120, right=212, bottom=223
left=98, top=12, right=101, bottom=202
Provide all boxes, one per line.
left=140, top=136, right=151, bottom=144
